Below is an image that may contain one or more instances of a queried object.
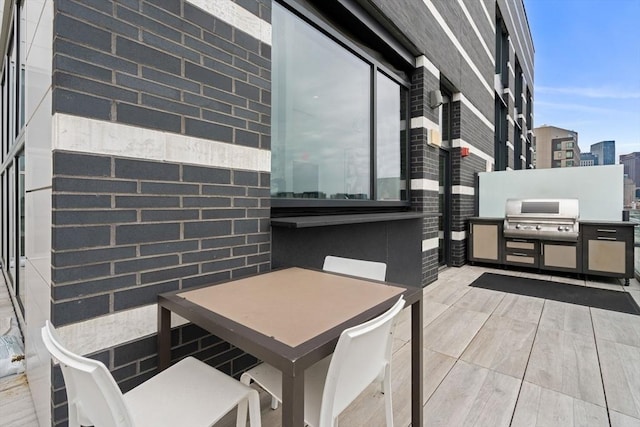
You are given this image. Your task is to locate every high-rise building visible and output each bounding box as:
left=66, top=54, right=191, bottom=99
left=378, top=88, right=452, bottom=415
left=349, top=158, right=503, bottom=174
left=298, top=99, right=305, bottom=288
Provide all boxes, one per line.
left=620, top=152, right=640, bottom=189
left=591, top=140, right=616, bottom=165
left=580, top=152, right=598, bottom=166
left=533, top=125, right=581, bottom=168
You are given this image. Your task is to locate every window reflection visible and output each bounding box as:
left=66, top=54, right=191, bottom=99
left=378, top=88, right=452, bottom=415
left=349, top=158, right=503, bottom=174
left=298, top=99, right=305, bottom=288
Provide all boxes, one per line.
left=272, top=4, right=370, bottom=200
left=376, top=72, right=404, bottom=201
left=271, top=4, right=407, bottom=202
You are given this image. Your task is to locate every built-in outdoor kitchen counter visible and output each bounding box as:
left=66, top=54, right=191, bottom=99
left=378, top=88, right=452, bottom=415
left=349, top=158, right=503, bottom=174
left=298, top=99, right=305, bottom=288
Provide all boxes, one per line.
left=580, top=220, right=635, bottom=284
left=469, top=216, right=635, bottom=285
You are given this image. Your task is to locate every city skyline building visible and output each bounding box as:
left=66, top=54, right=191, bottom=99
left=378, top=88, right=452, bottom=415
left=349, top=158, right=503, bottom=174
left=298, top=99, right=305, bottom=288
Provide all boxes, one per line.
left=580, top=152, right=598, bottom=166
left=533, top=125, right=581, bottom=168
left=591, top=140, right=616, bottom=165
left=620, top=152, right=640, bottom=197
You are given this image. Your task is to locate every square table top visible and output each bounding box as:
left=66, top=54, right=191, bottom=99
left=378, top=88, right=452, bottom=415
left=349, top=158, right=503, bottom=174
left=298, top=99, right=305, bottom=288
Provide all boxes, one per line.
left=177, top=267, right=404, bottom=348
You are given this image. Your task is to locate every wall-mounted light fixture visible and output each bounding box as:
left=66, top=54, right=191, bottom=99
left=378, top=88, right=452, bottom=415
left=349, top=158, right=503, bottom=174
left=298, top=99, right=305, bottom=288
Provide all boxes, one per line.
left=428, top=90, right=443, bottom=109
left=428, top=129, right=442, bottom=147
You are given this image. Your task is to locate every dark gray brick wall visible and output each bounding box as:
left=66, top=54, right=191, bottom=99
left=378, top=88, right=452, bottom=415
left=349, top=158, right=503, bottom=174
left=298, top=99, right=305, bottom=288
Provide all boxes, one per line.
left=52, top=0, right=271, bottom=149
left=459, top=101, right=494, bottom=158
left=450, top=152, right=485, bottom=266
left=368, top=0, right=528, bottom=123
left=50, top=149, right=270, bottom=426
left=51, top=151, right=271, bottom=322
left=410, top=64, right=440, bottom=286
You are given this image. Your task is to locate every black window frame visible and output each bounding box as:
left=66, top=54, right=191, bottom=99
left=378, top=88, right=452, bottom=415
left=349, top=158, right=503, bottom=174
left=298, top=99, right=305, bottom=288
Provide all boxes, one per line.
left=494, top=97, right=508, bottom=171
left=271, top=0, right=413, bottom=214
left=0, top=1, right=27, bottom=315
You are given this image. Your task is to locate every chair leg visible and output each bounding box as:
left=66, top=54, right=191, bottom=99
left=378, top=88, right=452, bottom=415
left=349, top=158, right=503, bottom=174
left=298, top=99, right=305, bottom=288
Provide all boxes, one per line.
left=383, top=366, right=394, bottom=427
left=247, top=389, right=262, bottom=427
left=241, top=371, right=278, bottom=410
left=236, top=398, right=248, bottom=427
left=67, top=403, right=81, bottom=427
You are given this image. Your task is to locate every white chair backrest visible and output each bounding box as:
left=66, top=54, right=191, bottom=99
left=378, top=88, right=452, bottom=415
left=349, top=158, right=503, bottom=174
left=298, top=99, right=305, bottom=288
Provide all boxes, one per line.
left=322, top=256, right=387, bottom=281
left=319, top=296, right=405, bottom=426
left=41, top=321, right=133, bottom=427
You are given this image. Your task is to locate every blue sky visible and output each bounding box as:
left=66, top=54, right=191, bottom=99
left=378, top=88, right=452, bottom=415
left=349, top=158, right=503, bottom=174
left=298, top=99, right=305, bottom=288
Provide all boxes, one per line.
left=523, top=0, right=640, bottom=158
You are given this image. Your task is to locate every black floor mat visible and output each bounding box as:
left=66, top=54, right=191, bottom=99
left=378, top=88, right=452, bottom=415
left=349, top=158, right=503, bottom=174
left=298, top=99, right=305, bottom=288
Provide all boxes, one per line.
left=470, top=272, right=640, bottom=315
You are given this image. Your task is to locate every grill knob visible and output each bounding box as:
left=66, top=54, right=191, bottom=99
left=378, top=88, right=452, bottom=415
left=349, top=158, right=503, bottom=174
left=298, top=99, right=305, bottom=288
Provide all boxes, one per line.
left=536, top=225, right=542, bottom=230
left=558, top=226, right=563, bottom=231
left=564, top=226, right=570, bottom=231
left=515, top=224, right=521, bottom=229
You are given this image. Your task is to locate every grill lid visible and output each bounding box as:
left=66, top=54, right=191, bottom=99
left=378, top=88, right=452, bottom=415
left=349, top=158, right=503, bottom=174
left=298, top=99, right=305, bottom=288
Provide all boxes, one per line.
left=503, top=198, right=579, bottom=241
left=505, top=198, right=579, bottom=219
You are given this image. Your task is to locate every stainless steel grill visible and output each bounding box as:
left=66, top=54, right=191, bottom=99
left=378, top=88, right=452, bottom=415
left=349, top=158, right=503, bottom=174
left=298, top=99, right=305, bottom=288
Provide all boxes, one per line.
left=503, top=198, right=580, bottom=241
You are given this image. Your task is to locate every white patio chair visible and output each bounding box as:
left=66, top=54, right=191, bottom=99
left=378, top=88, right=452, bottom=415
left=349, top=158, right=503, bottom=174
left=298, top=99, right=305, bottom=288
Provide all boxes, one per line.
left=322, top=255, right=387, bottom=281
left=239, top=296, right=405, bottom=427
left=41, top=320, right=261, bottom=427
left=249, top=255, right=388, bottom=412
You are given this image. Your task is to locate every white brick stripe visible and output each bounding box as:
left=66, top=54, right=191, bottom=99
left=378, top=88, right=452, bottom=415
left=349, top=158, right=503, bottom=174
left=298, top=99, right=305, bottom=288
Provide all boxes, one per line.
left=416, top=55, right=440, bottom=78
left=411, top=178, right=439, bottom=192
left=502, top=1, right=533, bottom=80
left=479, top=0, right=495, bottom=33
left=422, top=237, right=439, bottom=252
left=452, top=93, right=494, bottom=131
left=187, top=0, right=272, bottom=45
left=421, top=0, right=493, bottom=96
left=57, top=305, right=188, bottom=357
left=456, top=0, right=493, bottom=64
left=452, top=185, right=475, bottom=196
left=451, top=138, right=494, bottom=172
left=451, top=231, right=466, bottom=241
left=410, top=116, right=439, bottom=131
left=53, top=114, right=271, bottom=172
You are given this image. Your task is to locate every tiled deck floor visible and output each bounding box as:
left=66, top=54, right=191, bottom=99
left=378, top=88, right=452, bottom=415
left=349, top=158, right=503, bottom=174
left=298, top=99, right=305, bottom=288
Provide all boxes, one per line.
left=224, top=265, right=640, bottom=427
left=3, top=265, right=640, bottom=427
left=0, top=273, right=38, bottom=427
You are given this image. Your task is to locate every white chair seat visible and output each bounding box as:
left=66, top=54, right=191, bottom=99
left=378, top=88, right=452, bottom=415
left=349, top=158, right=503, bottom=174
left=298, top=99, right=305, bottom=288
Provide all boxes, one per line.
left=41, top=321, right=261, bottom=427
left=125, top=356, right=256, bottom=427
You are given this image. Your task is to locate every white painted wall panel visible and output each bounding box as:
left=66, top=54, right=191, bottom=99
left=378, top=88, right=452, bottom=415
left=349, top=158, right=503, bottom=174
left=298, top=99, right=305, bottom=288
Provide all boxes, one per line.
left=478, top=165, right=625, bottom=221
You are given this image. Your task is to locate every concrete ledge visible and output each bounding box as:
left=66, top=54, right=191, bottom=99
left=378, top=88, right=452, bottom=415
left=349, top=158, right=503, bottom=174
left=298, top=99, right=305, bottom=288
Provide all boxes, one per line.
left=271, top=212, right=426, bottom=228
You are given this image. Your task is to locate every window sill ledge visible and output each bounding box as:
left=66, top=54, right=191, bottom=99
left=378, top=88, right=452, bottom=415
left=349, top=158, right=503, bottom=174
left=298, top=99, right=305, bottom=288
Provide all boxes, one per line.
left=270, top=212, right=425, bottom=229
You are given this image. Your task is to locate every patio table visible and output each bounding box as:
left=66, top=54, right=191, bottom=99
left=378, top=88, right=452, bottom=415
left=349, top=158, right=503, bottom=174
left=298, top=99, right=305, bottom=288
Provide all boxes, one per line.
left=157, top=267, right=423, bottom=427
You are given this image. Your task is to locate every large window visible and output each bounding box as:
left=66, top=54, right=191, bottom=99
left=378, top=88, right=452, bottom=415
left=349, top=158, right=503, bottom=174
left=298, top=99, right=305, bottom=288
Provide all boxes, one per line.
left=494, top=99, right=508, bottom=171
left=1, top=1, right=27, bottom=316
left=496, top=14, right=509, bottom=86
left=271, top=3, right=409, bottom=205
